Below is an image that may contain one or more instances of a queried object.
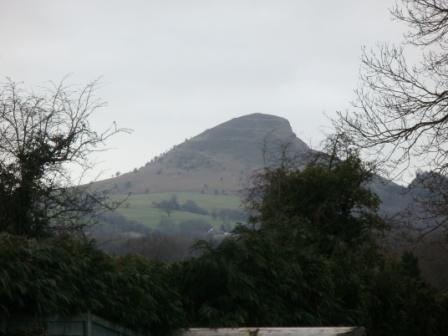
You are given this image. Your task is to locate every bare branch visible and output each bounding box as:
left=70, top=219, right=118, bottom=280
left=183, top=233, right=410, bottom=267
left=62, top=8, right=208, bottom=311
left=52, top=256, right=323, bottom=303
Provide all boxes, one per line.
left=0, top=79, right=127, bottom=237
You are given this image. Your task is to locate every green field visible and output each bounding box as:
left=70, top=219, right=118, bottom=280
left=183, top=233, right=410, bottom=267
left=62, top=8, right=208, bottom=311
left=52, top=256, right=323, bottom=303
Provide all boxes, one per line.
left=113, top=192, right=243, bottom=229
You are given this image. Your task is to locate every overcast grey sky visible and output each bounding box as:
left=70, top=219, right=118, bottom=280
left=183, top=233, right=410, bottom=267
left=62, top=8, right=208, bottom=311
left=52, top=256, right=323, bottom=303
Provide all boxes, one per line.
left=0, top=0, right=406, bottom=181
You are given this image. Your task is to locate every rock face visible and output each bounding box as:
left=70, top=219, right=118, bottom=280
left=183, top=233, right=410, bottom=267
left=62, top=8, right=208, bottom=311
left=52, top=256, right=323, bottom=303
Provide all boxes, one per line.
left=95, top=113, right=310, bottom=195
left=183, top=113, right=309, bottom=166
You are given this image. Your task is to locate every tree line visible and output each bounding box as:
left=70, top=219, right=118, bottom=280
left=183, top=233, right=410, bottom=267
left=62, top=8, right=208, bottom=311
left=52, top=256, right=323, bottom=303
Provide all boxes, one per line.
left=2, top=143, right=448, bottom=336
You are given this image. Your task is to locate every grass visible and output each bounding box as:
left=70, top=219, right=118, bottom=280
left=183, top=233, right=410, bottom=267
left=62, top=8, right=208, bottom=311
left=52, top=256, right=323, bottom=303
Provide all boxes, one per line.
left=112, top=192, right=243, bottom=229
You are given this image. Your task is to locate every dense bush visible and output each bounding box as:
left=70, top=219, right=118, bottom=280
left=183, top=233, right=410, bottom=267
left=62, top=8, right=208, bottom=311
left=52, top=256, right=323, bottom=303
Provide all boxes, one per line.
left=175, top=155, right=448, bottom=336
left=100, top=232, right=197, bottom=262
left=182, top=200, right=208, bottom=215
left=2, top=154, right=448, bottom=336
left=153, top=196, right=208, bottom=216
left=0, top=233, right=184, bottom=335
left=364, top=256, right=448, bottom=336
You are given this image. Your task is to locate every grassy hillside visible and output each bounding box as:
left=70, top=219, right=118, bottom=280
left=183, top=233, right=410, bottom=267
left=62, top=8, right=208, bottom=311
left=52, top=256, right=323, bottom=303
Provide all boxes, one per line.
left=94, top=114, right=409, bottom=234
left=92, top=114, right=308, bottom=234
left=112, top=192, right=244, bottom=230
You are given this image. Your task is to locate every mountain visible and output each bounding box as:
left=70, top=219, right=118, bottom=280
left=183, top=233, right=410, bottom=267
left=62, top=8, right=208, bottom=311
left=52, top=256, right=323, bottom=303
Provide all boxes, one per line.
left=91, top=113, right=416, bottom=223
left=91, top=114, right=448, bottom=285
left=95, top=113, right=310, bottom=195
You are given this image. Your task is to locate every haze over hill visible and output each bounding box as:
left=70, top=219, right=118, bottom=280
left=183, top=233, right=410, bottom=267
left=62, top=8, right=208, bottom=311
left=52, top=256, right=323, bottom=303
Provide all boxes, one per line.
left=93, top=113, right=419, bottom=223
left=92, top=113, right=438, bottom=268
left=96, top=113, right=310, bottom=195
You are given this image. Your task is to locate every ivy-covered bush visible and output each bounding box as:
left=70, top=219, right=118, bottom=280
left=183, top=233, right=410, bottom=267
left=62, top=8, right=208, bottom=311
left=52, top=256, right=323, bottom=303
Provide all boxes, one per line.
left=0, top=233, right=184, bottom=335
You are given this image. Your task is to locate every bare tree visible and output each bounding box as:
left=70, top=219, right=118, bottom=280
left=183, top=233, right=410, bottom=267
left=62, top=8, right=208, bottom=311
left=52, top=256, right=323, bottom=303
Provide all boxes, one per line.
left=394, top=0, right=448, bottom=46
left=0, top=79, right=127, bottom=237
left=333, top=0, right=448, bottom=244
left=335, top=0, right=448, bottom=175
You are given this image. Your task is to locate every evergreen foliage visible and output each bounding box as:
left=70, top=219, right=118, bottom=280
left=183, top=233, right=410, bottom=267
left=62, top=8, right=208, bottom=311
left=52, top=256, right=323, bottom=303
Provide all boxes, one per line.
left=0, top=233, right=184, bottom=335
left=2, top=152, right=448, bottom=336
left=176, top=154, right=448, bottom=336
left=0, top=80, right=124, bottom=237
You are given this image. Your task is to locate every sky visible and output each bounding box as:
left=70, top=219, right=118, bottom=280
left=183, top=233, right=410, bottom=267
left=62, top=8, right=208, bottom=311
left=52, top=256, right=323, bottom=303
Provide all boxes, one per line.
left=0, top=0, right=407, bottom=181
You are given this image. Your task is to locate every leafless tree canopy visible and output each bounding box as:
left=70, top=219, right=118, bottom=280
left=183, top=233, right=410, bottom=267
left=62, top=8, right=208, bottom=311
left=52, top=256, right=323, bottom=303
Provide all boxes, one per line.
left=0, top=80, right=125, bottom=237
left=393, top=0, right=448, bottom=46
left=335, top=0, right=448, bottom=175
